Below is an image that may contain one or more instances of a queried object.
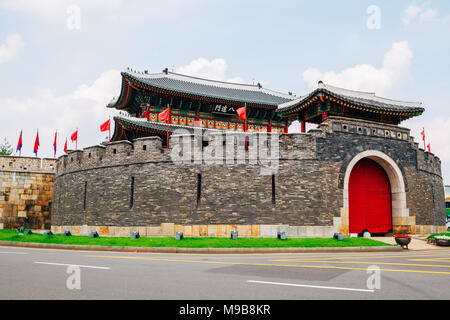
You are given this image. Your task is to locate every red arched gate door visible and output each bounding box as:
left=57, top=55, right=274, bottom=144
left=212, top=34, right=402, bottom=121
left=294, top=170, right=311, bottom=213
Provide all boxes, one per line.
left=349, top=158, right=392, bottom=234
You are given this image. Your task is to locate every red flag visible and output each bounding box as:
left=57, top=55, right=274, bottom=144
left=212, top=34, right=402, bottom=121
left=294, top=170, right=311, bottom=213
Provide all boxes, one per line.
left=64, top=139, right=68, bottom=153
left=237, top=106, right=247, bottom=120
left=16, top=130, right=23, bottom=154
left=53, top=131, right=57, bottom=157
left=33, top=131, right=40, bottom=157
left=71, top=130, right=78, bottom=142
left=100, top=119, right=110, bottom=132
left=159, top=108, right=170, bottom=123
left=427, top=143, right=431, bottom=152
left=421, top=129, right=426, bottom=150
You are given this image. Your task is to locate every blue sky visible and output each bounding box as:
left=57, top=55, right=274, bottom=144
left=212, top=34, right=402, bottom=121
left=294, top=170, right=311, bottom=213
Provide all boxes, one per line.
left=0, top=0, right=449, bottom=183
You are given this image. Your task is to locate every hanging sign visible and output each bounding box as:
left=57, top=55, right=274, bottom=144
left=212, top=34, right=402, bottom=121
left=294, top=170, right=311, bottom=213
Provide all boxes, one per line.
left=212, top=104, right=238, bottom=115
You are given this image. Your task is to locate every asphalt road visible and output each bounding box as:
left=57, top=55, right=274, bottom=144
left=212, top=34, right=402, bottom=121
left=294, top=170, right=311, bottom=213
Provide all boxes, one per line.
left=0, top=245, right=449, bottom=300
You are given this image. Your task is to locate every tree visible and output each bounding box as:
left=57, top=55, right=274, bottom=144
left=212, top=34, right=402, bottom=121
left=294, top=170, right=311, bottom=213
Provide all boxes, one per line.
left=0, top=138, right=13, bottom=156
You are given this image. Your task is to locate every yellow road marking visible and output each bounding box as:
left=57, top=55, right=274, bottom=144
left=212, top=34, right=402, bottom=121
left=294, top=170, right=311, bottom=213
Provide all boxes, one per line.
left=269, top=259, right=450, bottom=268
left=409, top=258, right=450, bottom=262
left=87, top=255, right=450, bottom=275
left=270, top=253, right=450, bottom=262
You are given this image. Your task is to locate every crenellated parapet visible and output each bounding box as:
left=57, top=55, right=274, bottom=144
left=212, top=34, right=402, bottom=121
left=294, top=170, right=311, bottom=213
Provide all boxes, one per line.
left=0, top=156, right=56, bottom=173
left=56, top=136, right=169, bottom=176
left=55, top=131, right=322, bottom=177
left=416, top=148, right=442, bottom=177
left=55, top=117, right=444, bottom=179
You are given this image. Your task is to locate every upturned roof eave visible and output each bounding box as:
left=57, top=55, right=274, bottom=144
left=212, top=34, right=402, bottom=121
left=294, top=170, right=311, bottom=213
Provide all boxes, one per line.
left=276, top=88, right=425, bottom=116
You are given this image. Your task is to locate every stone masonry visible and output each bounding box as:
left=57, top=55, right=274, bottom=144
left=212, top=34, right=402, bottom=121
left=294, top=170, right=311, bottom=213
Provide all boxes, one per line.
left=0, top=156, right=56, bottom=230
left=51, top=117, right=447, bottom=237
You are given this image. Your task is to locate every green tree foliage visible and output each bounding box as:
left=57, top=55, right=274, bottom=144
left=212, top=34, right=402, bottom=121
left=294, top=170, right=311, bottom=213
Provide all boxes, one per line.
left=0, top=138, right=13, bottom=156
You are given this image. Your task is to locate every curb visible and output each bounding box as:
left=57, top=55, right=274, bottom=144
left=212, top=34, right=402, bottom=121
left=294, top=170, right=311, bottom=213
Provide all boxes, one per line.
left=0, top=241, right=403, bottom=254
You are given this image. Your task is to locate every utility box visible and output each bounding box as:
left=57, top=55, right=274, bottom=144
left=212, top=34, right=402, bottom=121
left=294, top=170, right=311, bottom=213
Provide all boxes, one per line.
left=175, top=232, right=184, bottom=241
left=277, top=232, right=287, bottom=240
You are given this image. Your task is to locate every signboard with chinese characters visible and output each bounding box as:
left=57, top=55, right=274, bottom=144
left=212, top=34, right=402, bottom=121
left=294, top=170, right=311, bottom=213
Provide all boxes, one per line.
left=212, top=104, right=238, bottom=115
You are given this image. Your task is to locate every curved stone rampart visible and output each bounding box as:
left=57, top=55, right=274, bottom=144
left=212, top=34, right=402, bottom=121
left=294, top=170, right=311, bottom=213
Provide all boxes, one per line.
left=51, top=117, right=447, bottom=237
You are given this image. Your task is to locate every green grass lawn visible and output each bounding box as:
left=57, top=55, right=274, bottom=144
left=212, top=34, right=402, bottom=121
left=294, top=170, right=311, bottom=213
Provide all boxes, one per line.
left=0, top=229, right=392, bottom=248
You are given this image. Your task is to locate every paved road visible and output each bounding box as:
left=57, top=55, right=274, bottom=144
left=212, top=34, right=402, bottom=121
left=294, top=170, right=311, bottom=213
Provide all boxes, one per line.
left=0, top=245, right=449, bottom=300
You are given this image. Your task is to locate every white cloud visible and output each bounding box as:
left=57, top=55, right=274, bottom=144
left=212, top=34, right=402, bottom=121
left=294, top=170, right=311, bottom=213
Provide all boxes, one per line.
left=302, top=41, right=413, bottom=95
left=403, top=3, right=439, bottom=25
left=0, top=0, right=205, bottom=21
left=0, top=34, right=24, bottom=64
left=0, top=70, right=122, bottom=158
left=403, top=5, right=422, bottom=25
left=420, top=8, right=438, bottom=22
left=0, top=0, right=121, bottom=17
left=176, top=57, right=245, bottom=83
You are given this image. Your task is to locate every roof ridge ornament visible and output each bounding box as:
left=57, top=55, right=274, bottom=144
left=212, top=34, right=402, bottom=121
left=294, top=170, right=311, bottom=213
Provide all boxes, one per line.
left=318, top=80, right=325, bottom=89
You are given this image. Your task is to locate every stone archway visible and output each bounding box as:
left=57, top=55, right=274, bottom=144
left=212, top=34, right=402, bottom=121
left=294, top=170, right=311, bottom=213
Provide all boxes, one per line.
left=338, top=150, right=412, bottom=236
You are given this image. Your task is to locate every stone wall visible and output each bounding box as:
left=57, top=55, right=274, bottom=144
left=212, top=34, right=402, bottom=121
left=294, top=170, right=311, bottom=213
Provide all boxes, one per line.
left=0, top=156, right=56, bottom=229
left=51, top=117, right=447, bottom=237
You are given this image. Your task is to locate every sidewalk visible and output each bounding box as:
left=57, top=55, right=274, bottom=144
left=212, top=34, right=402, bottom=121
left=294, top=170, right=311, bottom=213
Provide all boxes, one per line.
left=372, top=236, right=448, bottom=251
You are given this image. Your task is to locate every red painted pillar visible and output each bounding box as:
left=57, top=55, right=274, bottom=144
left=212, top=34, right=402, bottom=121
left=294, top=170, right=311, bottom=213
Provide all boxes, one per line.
left=322, top=112, right=328, bottom=121
left=301, top=120, right=306, bottom=133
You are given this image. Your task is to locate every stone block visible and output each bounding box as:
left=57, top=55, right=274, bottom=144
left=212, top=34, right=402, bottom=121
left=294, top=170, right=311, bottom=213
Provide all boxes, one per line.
left=138, top=227, right=147, bottom=237
left=146, top=226, right=161, bottom=237
left=99, top=226, right=109, bottom=236
left=260, top=225, right=280, bottom=238
left=251, top=225, right=260, bottom=237
left=237, top=225, right=251, bottom=237
left=161, top=223, right=175, bottom=236
left=207, top=225, right=219, bottom=237
left=18, top=211, right=27, bottom=218
left=184, top=225, right=193, bottom=237
left=199, top=225, right=208, bottom=237
left=174, top=225, right=184, bottom=234
left=117, top=227, right=130, bottom=237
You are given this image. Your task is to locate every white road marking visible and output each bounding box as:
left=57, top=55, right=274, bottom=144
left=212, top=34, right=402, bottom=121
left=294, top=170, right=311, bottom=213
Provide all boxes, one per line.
left=247, top=280, right=375, bottom=293
left=0, top=252, right=28, bottom=255
left=34, top=262, right=110, bottom=270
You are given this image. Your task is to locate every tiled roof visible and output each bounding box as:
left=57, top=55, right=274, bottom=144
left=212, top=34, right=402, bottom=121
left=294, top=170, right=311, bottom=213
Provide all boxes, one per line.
left=111, top=69, right=296, bottom=107
left=114, top=116, right=220, bottom=135
left=276, top=81, right=424, bottom=114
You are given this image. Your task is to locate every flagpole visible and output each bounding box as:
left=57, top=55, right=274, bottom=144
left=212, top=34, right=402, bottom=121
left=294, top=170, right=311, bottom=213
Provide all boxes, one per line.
left=423, top=127, right=426, bottom=151
left=36, top=129, right=38, bottom=158
left=167, top=104, right=170, bottom=149
left=245, top=103, right=247, bottom=150
left=108, top=117, right=111, bottom=144
left=19, top=129, right=22, bottom=157
left=76, top=128, right=78, bottom=151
